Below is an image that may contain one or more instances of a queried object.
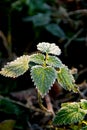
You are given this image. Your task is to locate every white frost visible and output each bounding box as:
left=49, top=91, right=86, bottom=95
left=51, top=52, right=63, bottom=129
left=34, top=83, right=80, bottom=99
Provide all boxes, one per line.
left=37, top=42, right=61, bottom=55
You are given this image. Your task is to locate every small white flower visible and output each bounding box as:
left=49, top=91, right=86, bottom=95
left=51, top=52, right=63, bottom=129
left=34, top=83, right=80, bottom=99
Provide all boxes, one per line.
left=37, top=42, right=61, bottom=55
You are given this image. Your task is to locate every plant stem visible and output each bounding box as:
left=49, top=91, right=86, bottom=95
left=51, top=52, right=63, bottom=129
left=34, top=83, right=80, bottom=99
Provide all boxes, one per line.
left=38, top=92, right=48, bottom=112
left=38, top=92, right=54, bottom=115
left=69, top=9, right=87, bottom=16
left=45, top=94, right=55, bottom=116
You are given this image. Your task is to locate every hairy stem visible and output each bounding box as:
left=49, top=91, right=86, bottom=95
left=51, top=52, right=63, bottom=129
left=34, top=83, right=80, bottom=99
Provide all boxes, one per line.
left=38, top=92, right=48, bottom=112
left=38, top=92, right=54, bottom=115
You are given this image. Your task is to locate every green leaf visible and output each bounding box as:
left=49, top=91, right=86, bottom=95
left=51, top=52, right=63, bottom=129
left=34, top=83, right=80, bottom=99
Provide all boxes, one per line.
left=0, top=55, right=30, bottom=78
left=0, top=120, right=15, bottom=130
left=57, top=65, right=76, bottom=92
left=81, top=126, right=87, bottom=130
left=46, top=55, right=63, bottom=68
left=31, top=65, right=57, bottom=97
left=29, top=53, right=45, bottom=65
left=27, top=0, right=51, bottom=15
left=53, top=102, right=86, bottom=125
left=24, top=13, right=51, bottom=26
left=37, top=42, right=61, bottom=55
left=45, top=23, right=66, bottom=38
left=0, top=98, right=22, bottom=116
left=80, top=99, right=87, bottom=110
left=11, top=0, right=24, bottom=11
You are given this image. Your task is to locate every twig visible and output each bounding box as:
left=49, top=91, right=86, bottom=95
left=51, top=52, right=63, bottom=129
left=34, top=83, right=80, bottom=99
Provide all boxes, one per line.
left=0, top=31, right=12, bottom=58
left=45, top=94, right=55, bottom=116
left=76, top=81, right=87, bottom=99
left=0, top=95, right=47, bottom=114
left=77, top=89, right=87, bottom=99
left=68, top=9, right=87, bottom=16
left=64, top=28, right=83, bottom=56
left=27, top=121, right=33, bottom=130
left=78, top=68, right=87, bottom=77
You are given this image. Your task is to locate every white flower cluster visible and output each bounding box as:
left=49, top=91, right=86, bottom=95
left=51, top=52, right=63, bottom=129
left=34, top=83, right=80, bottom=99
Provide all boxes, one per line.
left=37, top=42, right=61, bottom=55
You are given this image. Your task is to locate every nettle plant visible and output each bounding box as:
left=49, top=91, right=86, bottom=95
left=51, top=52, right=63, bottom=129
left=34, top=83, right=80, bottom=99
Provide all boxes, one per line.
left=0, top=42, right=87, bottom=128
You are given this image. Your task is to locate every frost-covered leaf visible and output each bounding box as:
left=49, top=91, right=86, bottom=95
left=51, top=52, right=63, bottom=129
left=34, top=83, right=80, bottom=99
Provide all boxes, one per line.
left=53, top=102, right=86, bottom=125
left=29, top=53, right=45, bottom=65
left=0, top=55, right=30, bottom=78
left=57, top=65, right=76, bottom=92
left=30, top=65, right=57, bottom=97
left=46, top=55, right=63, bottom=68
left=37, top=42, right=61, bottom=55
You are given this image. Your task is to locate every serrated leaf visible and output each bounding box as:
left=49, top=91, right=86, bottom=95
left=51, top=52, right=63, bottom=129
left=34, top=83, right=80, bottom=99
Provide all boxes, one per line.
left=29, top=53, right=45, bottom=65
left=30, top=65, right=57, bottom=97
left=0, top=55, right=30, bottom=78
left=57, top=65, right=76, bottom=91
left=37, top=42, right=61, bottom=55
left=46, top=55, right=63, bottom=68
left=45, top=23, right=66, bottom=38
left=80, top=99, right=87, bottom=110
left=53, top=102, right=86, bottom=125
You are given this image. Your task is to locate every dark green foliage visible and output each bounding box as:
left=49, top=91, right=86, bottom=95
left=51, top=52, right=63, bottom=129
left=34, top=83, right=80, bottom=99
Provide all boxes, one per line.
left=81, top=126, right=87, bottom=130
left=45, top=24, right=66, bottom=38
left=0, top=98, right=21, bottom=116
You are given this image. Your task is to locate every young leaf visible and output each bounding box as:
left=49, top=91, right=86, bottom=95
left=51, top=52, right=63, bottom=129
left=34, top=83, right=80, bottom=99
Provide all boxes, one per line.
left=0, top=55, right=30, bottom=78
left=53, top=102, right=86, bottom=125
left=46, top=55, right=63, bottom=68
left=80, top=99, right=87, bottom=110
left=37, top=42, right=61, bottom=55
left=29, top=53, right=45, bottom=65
left=30, top=65, right=57, bottom=97
left=57, top=65, right=76, bottom=92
